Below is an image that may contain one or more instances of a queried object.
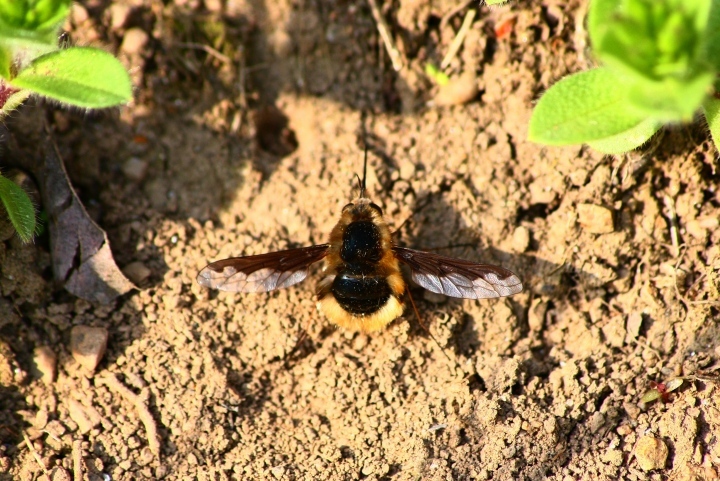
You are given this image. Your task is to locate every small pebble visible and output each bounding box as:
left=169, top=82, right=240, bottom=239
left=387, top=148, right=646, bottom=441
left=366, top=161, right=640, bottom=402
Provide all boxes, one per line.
left=109, top=4, right=131, bottom=30
left=528, top=299, right=547, bottom=332
left=70, top=326, right=109, bottom=371
left=433, top=70, right=478, bottom=107
left=617, top=424, right=632, bottom=436
left=122, top=157, right=149, bottom=182
left=71, top=4, right=89, bottom=25
left=588, top=412, right=605, bottom=433
left=576, top=203, right=614, bottom=234
left=634, top=435, right=668, bottom=471
left=45, top=420, right=67, bottom=438
left=602, top=449, right=624, bottom=467
left=568, top=168, right=589, bottom=187
left=123, top=261, right=151, bottom=284
left=512, top=225, right=530, bottom=253
left=34, top=410, right=49, bottom=430
left=625, top=312, right=643, bottom=343
left=686, top=216, right=719, bottom=239
left=270, top=466, right=285, bottom=479
left=68, top=399, right=97, bottom=434
left=121, top=28, right=149, bottom=56
left=49, top=466, right=72, bottom=481
left=34, top=346, right=57, bottom=385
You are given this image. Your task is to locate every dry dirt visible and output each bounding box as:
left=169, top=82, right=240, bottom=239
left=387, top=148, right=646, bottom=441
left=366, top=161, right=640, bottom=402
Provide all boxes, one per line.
left=1, top=0, right=720, bottom=480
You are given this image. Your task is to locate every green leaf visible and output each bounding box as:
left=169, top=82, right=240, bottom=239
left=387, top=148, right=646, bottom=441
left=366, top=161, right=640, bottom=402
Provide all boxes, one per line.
left=587, top=117, right=661, bottom=153
left=626, top=72, right=714, bottom=121
left=587, top=0, right=619, bottom=47
left=594, top=0, right=712, bottom=84
left=484, top=0, right=509, bottom=5
left=0, top=0, right=70, bottom=33
left=529, top=68, right=647, bottom=145
left=702, top=96, right=720, bottom=151
left=704, top=0, right=720, bottom=70
left=0, top=44, right=10, bottom=78
left=0, top=173, right=36, bottom=243
left=10, top=47, right=132, bottom=108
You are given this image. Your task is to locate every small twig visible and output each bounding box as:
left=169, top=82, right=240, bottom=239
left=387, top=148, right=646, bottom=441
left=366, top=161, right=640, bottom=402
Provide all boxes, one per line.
left=663, top=195, right=680, bottom=258
left=22, top=431, right=49, bottom=478
left=176, top=42, right=232, bottom=64
left=72, top=439, right=83, bottom=481
left=441, top=9, right=477, bottom=69
left=367, top=0, right=403, bottom=71
left=98, top=374, right=161, bottom=457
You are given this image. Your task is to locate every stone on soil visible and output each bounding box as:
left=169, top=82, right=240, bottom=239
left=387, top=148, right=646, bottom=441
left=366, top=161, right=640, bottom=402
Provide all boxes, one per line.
left=70, top=326, right=109, bottom=371
left=577, top=203, right=614, bottom=234
left=635, top=435, right=668, bottom=471
left=34, top=346, right=57, bottom=385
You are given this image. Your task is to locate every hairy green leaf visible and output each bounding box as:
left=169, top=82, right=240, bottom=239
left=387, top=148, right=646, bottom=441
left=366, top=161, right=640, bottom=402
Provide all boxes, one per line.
left=0, top=45, right=10, bottom=78
left=705, top=0, right=720, bottom=70
left=0, top=174, right=36, bottom=243
left=587, top=0, right=619, bottom=46
left=529, top=68, right=647, bottom=145
left=702, top=96, right=720, bottom=152
left=587, top=117, right=661, bottom=153
left=626, top=72, right=714, bottom=121
left=10, top=47, right=132, bottom=108
left=594, top=0, right=712, bottom=84
left=0, top=0, right=71, bottom=33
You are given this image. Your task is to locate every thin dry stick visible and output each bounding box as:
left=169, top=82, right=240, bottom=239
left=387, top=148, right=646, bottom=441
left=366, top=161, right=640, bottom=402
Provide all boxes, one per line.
left=176, top=42, right=232, bottom=64
left=441, top=9, right=477, bottom=69
left=72, top=439, right=83, bottom=481
left=367, top=0, right=403, bottom=71
left=98, top=374, right=161, bottom=457
left=663, top=195, right=680, bottom=258
left=22, top=431, right=49, bottom=478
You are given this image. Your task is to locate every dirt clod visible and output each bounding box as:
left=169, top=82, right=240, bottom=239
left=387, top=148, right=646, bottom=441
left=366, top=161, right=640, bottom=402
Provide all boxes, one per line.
left=432, top=70, right=479, bottom=107
left=122, top=157, right=149, bottom=183
left=122, top=261, right=151, bottom=284
left=634, top=436, right=669, bottom=471
left=70, top=326, right=109, bottom=372
left=121, top=28, right=149, bottom=56
left=577, top=203, right=615, bottom=234
left=33, top=346, right=57, bottom=385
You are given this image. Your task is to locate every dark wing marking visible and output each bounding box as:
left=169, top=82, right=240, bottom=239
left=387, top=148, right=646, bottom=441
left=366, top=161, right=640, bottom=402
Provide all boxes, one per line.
left=197, top=244, right=330, bottom=293
left=392, top=246, right=523, bottom=299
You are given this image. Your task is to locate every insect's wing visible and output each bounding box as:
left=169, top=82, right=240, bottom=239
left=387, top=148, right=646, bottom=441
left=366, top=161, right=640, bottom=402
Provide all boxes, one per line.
left=392, top=246, right=523, bottom=299
left=197, top=244, right=330, bottom=293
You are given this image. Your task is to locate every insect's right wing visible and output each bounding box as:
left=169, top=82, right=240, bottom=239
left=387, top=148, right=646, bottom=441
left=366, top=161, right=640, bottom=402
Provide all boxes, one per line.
left=392, top=246, right=523, bottom=299
left=197, top=244, right=330, bottom=293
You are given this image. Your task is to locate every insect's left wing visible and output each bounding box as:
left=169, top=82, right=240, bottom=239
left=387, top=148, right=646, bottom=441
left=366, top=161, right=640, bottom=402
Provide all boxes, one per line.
left=392, top=246, right=523, bottom=299
left=197, top=244, right=330, bottom=293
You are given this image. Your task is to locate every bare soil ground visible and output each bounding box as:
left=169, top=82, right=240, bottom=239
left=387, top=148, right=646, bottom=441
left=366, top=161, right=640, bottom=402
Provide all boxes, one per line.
left=1, top=0, right=719, bottom=480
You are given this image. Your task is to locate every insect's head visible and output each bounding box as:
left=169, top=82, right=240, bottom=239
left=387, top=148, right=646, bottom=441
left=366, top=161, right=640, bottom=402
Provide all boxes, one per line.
left=342, top=145, right=383, bottom=218
left=342, top=198, right=383, bottom=218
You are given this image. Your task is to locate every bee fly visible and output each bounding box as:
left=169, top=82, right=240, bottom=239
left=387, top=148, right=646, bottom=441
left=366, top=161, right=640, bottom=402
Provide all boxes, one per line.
left=197, top=153, right=523, bottom=333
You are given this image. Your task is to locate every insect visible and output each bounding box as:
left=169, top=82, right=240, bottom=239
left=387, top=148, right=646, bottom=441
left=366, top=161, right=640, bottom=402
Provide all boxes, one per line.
left=197, top=152, right=523, bottom=333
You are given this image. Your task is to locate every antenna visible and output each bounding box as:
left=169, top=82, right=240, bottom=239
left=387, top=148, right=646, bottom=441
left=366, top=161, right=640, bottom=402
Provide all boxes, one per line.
left=360, top=143, right=368, bottom=198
